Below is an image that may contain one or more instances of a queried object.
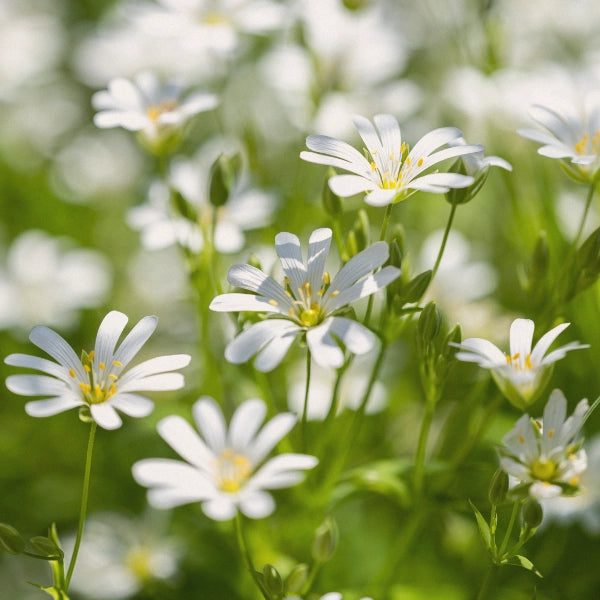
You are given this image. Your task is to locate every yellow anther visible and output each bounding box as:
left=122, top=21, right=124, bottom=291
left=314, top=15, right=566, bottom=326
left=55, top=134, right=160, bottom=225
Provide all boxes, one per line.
left=88, top=351, right=95, bottom=360
left=518, top=434, right=525, bottom=444
left=323, top=272, right=330, bottom=285
left=330, top=290, right=339, bottom=297
left=389, top=153, right=394, bottom=161
left=284, top=277, right=291, bottom=286
left=112, top=360, right=123, bottom=367
left=285, top=290, right=292, bottom=297
left=69, top=369, right=76, bottom=378
left=575, top=133, right=589, bottom=154
left=99, top=362, right=105, bottom=370
left=406, top=157, right=411, bottom=166
left=548, top=428, right=555, bottom=439
left=512, top=352, right=520, bottom=360
left=289, top=308, right=295, bottom=317
left=417, top=157, right=424, bottom=167
left=109, top=374, right=118, bottom=380
left=83, top=365, right=91, bottom=373
left=525, top=354, right=533, bottom=370
left=79, top=382, right=91, bottom=393
left=268, top=299, right=278, bottom=306
left=370, top=161, right=376, bottom=172
left=570, top=476, right=580, bottom=486
left=505, top=354, right=512, bottom=364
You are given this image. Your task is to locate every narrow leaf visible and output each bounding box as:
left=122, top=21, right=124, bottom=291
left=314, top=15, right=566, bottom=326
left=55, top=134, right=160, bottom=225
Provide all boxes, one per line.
left=468, top=500, right=492, bottom=550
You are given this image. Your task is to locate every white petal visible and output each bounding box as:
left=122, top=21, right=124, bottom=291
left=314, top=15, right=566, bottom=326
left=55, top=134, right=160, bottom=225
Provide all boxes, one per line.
left=157, top=414, right=215, bottom=468
left=530, top=322, right=570, bottom=365
left=225, top=263, right=292, bottom=307
left=453, top=338, right=506, bottom=367
left=406, top=172, right=473, bottom=192
left=238, top=491, right=275, bottom=519
left=307, top=228, right=332, bottom=296
left=250, top=454, right=318, bottom=490
left=209, top=292, right=284, bottom=314
left=275, top=231, right=307, bottom=293
left=306, top=321, right=345, bottom=369
left=5, top=353, right=73, bottom=381
left=94, top=311, right=129, bottom=369
left=329, top=174, right=373, bottom=197
left=192, top=397, right=227, bottom=454
left=327, top=317, right=377, bottom=356
left=229, top=399, right=267, bottom=451
left=224, top=320, right=300, bottom=366
left=374, top=114, right=402, bottom=163
left=214, top=221, right=245, bottom=254
left=90, top=403, right=123, bottom=430
left=112, top=315, right=159, bottom=366
left=303, top=134, right=367, bottom=167
left=542, top=389, right=566, bottom=453
left=363, top=188, right=399, bottom=206
left=509, top=318, right=535, bottom=359
left=408, top=127, right=463, bottom=161
left=201, top=497, right=238, bottom=521
left=29, top=326, right=81, bottom=372
left=110, top=394, right=154, bottom=418
left=117, top=354, right=190, bottom=384
left=25, top=396, right=83, bottom=417
left=118, top=373, right=185, bottom=393
left=253, top=331, right=298, bottom=372
left=246, top=412, right=297, bottom=465
left=6, top=374, right=68, bottom=397
left=530, top=481, right=563, bottom=499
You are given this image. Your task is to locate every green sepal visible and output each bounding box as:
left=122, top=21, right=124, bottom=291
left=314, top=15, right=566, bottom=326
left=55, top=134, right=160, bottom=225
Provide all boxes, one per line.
left=78, top=405, right=94, bottom=423
left=488, top=469, right=509, bottom=505
left=501, top=554, right=543, bottom=578
left=209, top=153, right=242, bottom=207
left=29, top=536, right=64, bottom=561
left=312, top=516, right=338, bottom=563
left=284, top=563, right=310, bottom=595
left=262, top=564, right=284, bottom=599
left=468, top=500, right=492, bottom=551
left=0, top=523, right=26, bottom=554
left=322, top=168, right=342, bottom=216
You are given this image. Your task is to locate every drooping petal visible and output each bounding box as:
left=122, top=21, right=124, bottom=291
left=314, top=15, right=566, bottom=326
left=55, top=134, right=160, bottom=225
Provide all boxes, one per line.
left=306, top=320, right=345, bottom=369
left=201, top=497, right=238, bottom=521
left=541, top=341, right=589, bottom=366
left=453, top=338, right=506, bottom=367
left=110, top=394, right=155, bottom=418
left=252, top=330, right=299, bottom=372
left=209, top=293, right=285, bottom=315
left=303, top=134, right=367, bottom=168
left=4, top=353, right=75, bottom=381
left=363, top=188, right=399, bottom=206
left=5, top=374, right=68, bottom=397
left=327, top=317, right=377, bottom=356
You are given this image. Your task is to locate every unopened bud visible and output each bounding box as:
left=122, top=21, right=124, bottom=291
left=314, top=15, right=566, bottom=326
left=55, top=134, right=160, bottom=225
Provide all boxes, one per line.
left=209, top=153, right=241, bottom=207
left=404, top=270, right=432, bottom=304
left=285, top=563, right=309, bottom=595
left=262, top=564, right=283, bottom=598
left=0, top=523, right=25, bottom=555
left=418, top=301, right=441, bottom=344
left=352, top=209, right=370, bottom=252
left=521, top=498, right=543, bottom=529
left=488, top=469, right=509, bottom=505
left=322, top=169, right=342, bottom=216
left=312, top=517, right=338, bottom=563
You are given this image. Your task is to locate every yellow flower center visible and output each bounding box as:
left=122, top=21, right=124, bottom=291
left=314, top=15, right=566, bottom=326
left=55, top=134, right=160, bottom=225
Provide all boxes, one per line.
left=283, top=275, right=335, bottom=328
left=531, top=458, right=556, bottom=481
left=146, top=99, right=178, bottom=123
left=72, top=351, right=121, bottom=405
left=125, top=546, right=153, bottom=581
left=217, top=448, right=253, bottom=493
left=505, top=352, right=533, bottom=371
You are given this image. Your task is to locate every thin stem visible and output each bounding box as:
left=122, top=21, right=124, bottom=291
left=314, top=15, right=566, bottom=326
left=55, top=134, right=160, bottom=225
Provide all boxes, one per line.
left=323, top=361, right=350, bottom=426
left=301, top=349, right=312, bottom=451
left=379, top=204, right=394, bottom=242
left=413, top=395, right=436, bottom=498
left=573, top=182, right=596, bottom=248
left=498, top=501, right=521, bottom=558
left=65, top=421, right=97, bottom=590
left=476, top=563, right=498, bottom=600
left=234, top=514, right=269, bottom=600
left=431, top=202, right=458, bottom=280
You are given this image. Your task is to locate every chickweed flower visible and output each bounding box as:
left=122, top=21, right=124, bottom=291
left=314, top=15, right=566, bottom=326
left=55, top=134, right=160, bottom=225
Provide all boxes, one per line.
left=92, top=71, right=218, bottom=154
left=132, top=397, right=318, bottom=520
left=300, top=114, right=483, bottom=206
left=518, top=92, right=600, bottom=183
left=209, top=227, right=400, bottom=371
left=5, top=311, right=191, bottom=430
left=452, top=318, right=588, bottom=410
left=499, top=389, right=588, bottom=500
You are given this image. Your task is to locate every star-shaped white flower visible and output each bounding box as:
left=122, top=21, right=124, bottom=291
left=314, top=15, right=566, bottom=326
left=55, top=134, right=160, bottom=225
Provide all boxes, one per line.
left=518, top=92, right=600, bottom=183
left=452, top=318, right=588, bottom=410
left=300, top=114, right=483, bottom=206
left=92, top=71, right=218, bottom=152
left=209, top=228, right=401, bottom=371
left=500, top=389, right=588, bottom=500
left=5, top=311, right=191, bottom=430
left=132, top=397, right=318, bottom=520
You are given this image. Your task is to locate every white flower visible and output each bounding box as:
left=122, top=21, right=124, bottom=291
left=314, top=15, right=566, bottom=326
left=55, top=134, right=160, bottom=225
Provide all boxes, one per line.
left=286, top=594, right=373, bottom=600
left=65, top=511, right=180, bottom=599
left=132, top=397, right=318, bottom=520
left=453, top=318, right=588, bottom=410
left=518, top=91, right=600, bottom=182
left=448, top=136, right=512, bottom=176
left=0, top=230, right=111, bottom=333
left=209, top=228, right=400, bottom=371
left=92, top=71, right=218, bottom=152
left=300, top=114, right=482, bottom=207
left=499, top=389, right=589, bottom=500
left=4, top=310, right=191, bottom=430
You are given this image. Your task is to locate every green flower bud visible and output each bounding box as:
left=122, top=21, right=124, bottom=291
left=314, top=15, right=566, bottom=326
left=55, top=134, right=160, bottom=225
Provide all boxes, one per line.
left=209, top=153, right=242, bottom=207
left=572, top=226, right=600, bottom=297
left=345, top=230, right=358, bottom=259
left=404, top=270, right=432, bottom=304
left=322, top=168, right=342, bottom=216
left=521, top=498, right=544, bottom=529
left=418, top=301, right=441, bottom=344
left=262, top=564, right=283, bottom=598
left=312, top=516, right=339, bottom=563
left=0, top=523, right=25, bottom=555
left=442, top=323, right=462, bottom=362
left=352, top=209, right=370, bottom=253
left=285, top=563, right=310, bottom=595
left=488, top=469, right=509, bottom=505
left=29, top=536, right=64, bottom=560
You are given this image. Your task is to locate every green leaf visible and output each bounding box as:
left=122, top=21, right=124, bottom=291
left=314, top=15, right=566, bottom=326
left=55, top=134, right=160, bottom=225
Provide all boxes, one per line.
left=502, top=554, right=543, bottom=578
left=468, top=500, right=492, bottom=551
left=0, top=523, right=25, bottom=554
left=29, top=536, right=64, bottom=560
left=27, top=582, right=70, bottom=600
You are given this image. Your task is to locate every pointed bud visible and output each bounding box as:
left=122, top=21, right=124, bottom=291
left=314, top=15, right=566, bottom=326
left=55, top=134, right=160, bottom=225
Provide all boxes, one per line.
left=209, top=153, right=242, bottom=207
left=521, top=498, right=543, bottom=529
left=418, top=301, right=441, bottom=344
left=352, top=209, right=370, bottom=253
left=345, top=230, right=358, bottom=259
left=488, top=469, right=509, bottom=505
left=442, top=323, right=462, bottom=362
left=404, top=270, right=432, bottom=304
left=262, top=564, right=283, bottom=598
left=29, top=536, right=64, bottom=560
left=285, top=563, right=309, bottom=595
left=312, top=517, right=339, bottom=563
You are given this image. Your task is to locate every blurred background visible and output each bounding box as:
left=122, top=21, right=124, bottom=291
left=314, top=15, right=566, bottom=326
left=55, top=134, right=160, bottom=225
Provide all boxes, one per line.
left=1, top=0, right=600, bottom=598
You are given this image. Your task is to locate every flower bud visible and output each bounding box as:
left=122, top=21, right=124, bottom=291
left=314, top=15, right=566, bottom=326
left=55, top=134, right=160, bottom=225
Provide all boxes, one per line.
left=312, top=516, right=338, bottom=563
left=352, top=209, right=370, bottom=253
left=29, top=536, right=64, bottom=560
left=521, top=498, right=543, bottom=529
left=418, top=301, right=441, bottom=344
left=404, top=270, right=432, bottom=304
left=209, top=153, right=242, bottom=207
left=262, top=564, right=283, bottom=598
left=285, top=563, right=309, bottom=595
left=488, top=468, right=509, bottom=505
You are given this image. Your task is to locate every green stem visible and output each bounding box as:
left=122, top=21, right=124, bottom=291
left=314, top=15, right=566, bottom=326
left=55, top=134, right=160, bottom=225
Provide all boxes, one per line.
left=332, top=219, right=347, bottom=262
left=498, top=501, right=521, bottom=558
left=323, top=361, right=350, bottom=426
left=379, top=204, right=394, bottom=242
left=476, top=563, right=499, bottom=600
left=573, top=182, right=596, bottom=248
left=301, top=349, right=312, bottom=451
left=431, top=202, right=458, bottom=280
left=234, top=514, right=269, bottom=600
left=413, top=392, right=436, bottom=498
left=65, top=421, right=97, bottom=590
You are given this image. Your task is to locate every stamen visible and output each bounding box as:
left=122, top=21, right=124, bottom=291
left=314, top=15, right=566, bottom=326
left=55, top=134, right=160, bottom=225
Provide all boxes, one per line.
left=99, top=362, right=105, bottom=370
left=69, top=369, right=76, bottom=378
left=268, top=299, right=278, bottom=306
left=112, top=360, right=123, bottom=367
left=417, top=157, right=424, bottom=167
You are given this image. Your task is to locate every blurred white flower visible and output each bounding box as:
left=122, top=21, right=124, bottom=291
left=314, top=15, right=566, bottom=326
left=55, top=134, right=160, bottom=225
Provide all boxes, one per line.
left=499, top=389, right=588, bottom=500
left=92, top=72, right=218, bottom=153
left=127, top=140, right=276, bottom=254
left=453, top=318, right=588, bottom=410
left=133, top=397, right=318, bottom=520
left=210, top=228, right=400, bottom=371
left=0, top=230, right=111, bottom=333
left=518, top=90, right=600, bottom=183
left=5, top=310, right=191, bottom=430
left=287, top=594, right=373, bottom=600
left=542, top=435, right=600, bottom=534
left=301, top=114, right=482, bottom=207
left=66, top=511, right=181, bottom=600
left=288, top=348, right=387, bottom=420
